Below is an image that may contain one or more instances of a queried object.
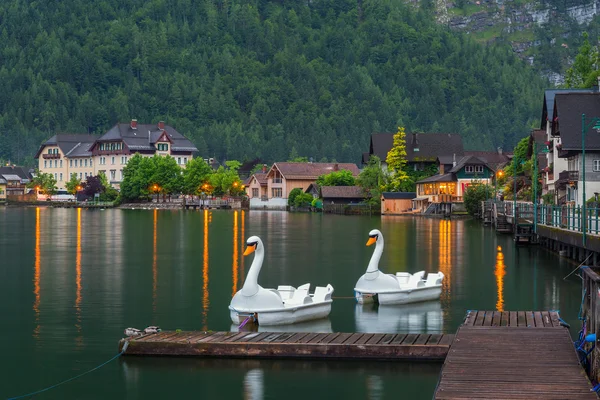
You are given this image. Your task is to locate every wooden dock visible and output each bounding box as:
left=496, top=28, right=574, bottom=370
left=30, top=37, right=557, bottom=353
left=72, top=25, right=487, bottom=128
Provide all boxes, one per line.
left=435, top=310, right=597, bottom=399
left=119, top=331, right=454, bottom=361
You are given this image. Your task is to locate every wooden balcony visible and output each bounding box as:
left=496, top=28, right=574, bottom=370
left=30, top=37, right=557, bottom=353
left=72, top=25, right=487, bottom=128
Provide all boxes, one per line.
left=42, top=153, right=60, bottom=159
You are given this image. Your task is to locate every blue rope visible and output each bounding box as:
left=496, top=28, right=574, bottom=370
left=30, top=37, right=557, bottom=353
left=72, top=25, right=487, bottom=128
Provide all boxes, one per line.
left=7, top=344, right=127, bottom=400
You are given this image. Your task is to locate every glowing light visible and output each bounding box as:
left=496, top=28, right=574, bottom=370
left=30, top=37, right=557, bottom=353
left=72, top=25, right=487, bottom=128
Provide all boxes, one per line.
left=495, top=245, right=506, bottom=312
left=232, top=211, right=239, bottom=296
left=75, top=208, right=82, bottom=334
left=33, top=207, right=41, bottom=338
left=438, top=219, right=452, bottom=302
left=202, top=209, right=210, bottom=330
left=152, top=209, right=158, bottom=313
left=241, top=210, right=245, bottom=282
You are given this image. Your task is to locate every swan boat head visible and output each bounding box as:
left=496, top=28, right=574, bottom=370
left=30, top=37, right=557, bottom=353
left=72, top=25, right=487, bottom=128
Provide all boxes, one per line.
left=354, top=229, right=399, bottom=294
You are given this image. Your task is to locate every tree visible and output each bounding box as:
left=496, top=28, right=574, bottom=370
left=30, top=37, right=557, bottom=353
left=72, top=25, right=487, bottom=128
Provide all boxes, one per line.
left=386, top=126, right=411, bottom=191
left=294, top=192, right=314, bottom=208
left=208, top=163, right=243, bottom=196
left=316, top=170, right=356, bottom=186
left=65, top=173, right=81, bottom=195
left=464, top=182, right=491, bottom=216
left=150, top=155, right=183, bottom=201
left=120, top=154, right=157, bottom=202
left=183, top=157, right=213, bottom=195
left=82, top=175, right=103, bottom=197
left=28, top=171, right=57, bottom=197
left=98, top=172, right=119, bottom=201
left=357, top=155, right=386, bottom=206
left=565, top=32, right=598, bottom=88
left=288, top=187, right=303, bottom=206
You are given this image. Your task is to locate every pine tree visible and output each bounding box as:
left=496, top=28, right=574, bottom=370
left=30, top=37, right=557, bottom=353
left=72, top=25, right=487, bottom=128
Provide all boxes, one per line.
left=385, top=126, right=410, bottom=191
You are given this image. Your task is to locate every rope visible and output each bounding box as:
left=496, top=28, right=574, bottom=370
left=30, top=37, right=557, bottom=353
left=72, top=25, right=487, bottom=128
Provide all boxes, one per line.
left=563, top=254, right=593, bottom=280
left=7, top=343, right=128, bottom=400
left=238, top=316, right=252, bottom=329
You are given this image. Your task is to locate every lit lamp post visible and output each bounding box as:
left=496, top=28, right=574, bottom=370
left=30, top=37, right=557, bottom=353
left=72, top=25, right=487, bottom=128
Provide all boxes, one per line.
left=495, top=170, right=504, bottom=200
left=580, top=113, right=600, bottom=248
left=153, top=184, right=160, bottom=203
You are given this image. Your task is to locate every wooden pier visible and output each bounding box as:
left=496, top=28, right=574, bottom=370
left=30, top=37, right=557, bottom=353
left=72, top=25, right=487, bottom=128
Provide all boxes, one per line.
left=435, top=310, right=597, bottom=399
left=118, top=331, right=454, bottom=361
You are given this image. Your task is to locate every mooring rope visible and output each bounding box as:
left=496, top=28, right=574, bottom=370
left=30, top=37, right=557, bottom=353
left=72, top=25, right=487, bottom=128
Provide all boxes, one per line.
left=7, top=342, right=129, bottom=400
left=563, top=253, right=593, bottom=281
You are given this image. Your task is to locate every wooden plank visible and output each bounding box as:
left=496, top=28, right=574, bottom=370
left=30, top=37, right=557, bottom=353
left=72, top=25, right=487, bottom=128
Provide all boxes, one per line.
left=379, top=334, right=397, bottom=345
left=541, top=311, right=552, bottom=327
left=221, top=332, right=251, bottom=343
left=271, top=333, right=296, bottom=343
left=483, top=311, right=493, bottom=326
left=464, top=310, right=476, bottom=326
left=500, top=312, right=509, bottom=327
left=474, top=311, right=485, bottom=326
left=344, top=333, right=365, bottom=345
left=549, top=311, right=561, bottom=327
left=196, top=332, right=227, bottom=343
left=246, top=332, right=272, bottom=343
left=365, top=333, right=386, bottom=345
left=330, top=332, right=354, bottom=344
left=354, top=334, right=374, bottom=345
left=525, top=311, right=534, bottom=327
left=307, top=333, right=330, bottom=344
left=283, top=332, right=308, bottom=343
left=261, top=333, right=284, bottom=343
left=533, top=311, right=544, bottom=327
left=297, top=333, right=320, bottom=344
left=438, top=334, right=454, bottom=346
left=318, top=333, right=340, bottom=345
left=401, top=334, right=419, bottom=345
left=491, top=311, right=501, bottom=326
left=413, top=334, right=430, bottom=345
left=390, top=334, right=407, bottom=345
left=426, top=334, right=443, bottom=345
left=509, top=311, right=518, bottom=327
left=517, top=311, right=526, bottom=327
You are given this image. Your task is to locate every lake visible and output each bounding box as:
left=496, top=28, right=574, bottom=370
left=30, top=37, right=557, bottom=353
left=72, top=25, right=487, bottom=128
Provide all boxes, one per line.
left=0, top=207, right=583, bottom=399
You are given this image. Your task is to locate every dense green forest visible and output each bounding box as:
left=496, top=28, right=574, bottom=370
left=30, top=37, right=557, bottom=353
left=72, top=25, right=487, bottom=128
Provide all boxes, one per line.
left=0, top=0, right=547, bottom=166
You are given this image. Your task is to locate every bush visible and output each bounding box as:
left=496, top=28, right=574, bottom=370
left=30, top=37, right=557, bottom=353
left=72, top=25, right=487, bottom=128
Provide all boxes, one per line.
left=294, top=193, right=314, bottom=207
left=288, top=188, right=303, bottom=206
left=464, top=183, right=490, bottom=215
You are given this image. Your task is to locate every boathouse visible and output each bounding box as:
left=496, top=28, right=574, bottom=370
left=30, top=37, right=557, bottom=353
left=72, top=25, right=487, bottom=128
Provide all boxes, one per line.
left=381, top=192, right=416, bottom=214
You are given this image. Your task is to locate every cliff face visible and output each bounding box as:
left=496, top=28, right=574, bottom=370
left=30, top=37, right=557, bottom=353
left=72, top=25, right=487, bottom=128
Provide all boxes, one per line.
left=432, top=0, right=600, bottom=84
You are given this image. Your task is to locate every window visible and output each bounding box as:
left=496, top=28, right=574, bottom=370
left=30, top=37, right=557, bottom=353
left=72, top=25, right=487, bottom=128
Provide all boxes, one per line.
left=60, top=160, right=63, bottom=168
left=54, top=173, right=57, bottom=180
left=157, top=143, right=169, bottom=151
left=119, top=170, right=123, bottom=180
left=252, top=188, right=259, bottom=197
left=48, top=149, right=52, bottom=154
left=465, top=166, right=474, bottom=173
left=59, top=173, right=63, bottom=181
left=44, top=160, right=47, bottom=168
left=184, top=157, right=187, bottom=164
left=79, top=173, right=82, bottom=179
left=272, top=188, right=282, bottom=198
left=90, top=158, right=93, bottom=167
left=178, top=157, right=182, bottom=164
left=70, top=160, right=72, bottom=167
left=475, top=165, right=484, bottom=173
left=54, top=160, right=57, bottom=168
left=110, top=170, right=116, bottom=181
left=84, top=159, right=88, bottom=167
left=111, top=157, right=115, bottom=165
left=594, top=160, right=600, bottom=172
left=84, top=172, right=88, bottom=178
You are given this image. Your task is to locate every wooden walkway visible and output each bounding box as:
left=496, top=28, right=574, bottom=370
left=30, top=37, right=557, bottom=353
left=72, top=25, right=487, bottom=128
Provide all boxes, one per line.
left=119, top=331, right=454, bottom=361
left=435, top=310, right=597, bottom=399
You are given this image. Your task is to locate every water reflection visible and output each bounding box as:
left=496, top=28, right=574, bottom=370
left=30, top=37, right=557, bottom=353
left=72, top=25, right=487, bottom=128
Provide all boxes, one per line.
left=202, top=210, right=210, bottom=330
left=75, top=208, right=82, bottom=342
left=438, top=220, right=452, bottom=303
left=231, top=318, right=332, bottom=333
left=33, top=207, right=41, bottom=338
left=495, top=245, right=506, bottom=312
left=354, top=302, right=443, bottom=333
left=367, top=375, right=383, bottom=400
left=233, top=211, right=239, bottom=296
left=241, top=210, right=245, bottom=282
left=152, top=209, right=158, bottom=313
left=243, top=369, right=264, bottom=400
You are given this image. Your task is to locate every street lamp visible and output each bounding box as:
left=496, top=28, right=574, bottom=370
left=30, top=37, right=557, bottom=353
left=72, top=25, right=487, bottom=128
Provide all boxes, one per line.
left=153, top=184, right=160, bottom=203
left=495, top=170, right=504, bottom=200
left=581, top=113, right=600, bottom=248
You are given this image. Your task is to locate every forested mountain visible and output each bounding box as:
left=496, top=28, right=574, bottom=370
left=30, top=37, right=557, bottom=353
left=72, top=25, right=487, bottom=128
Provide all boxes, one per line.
left=0, top=0, right=547, bottom=166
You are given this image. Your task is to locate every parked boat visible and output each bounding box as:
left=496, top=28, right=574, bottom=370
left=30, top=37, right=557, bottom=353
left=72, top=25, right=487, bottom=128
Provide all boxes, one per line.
left=354, top=229, right=444, bottom=305
left=229, top=236, right=334, bottom=326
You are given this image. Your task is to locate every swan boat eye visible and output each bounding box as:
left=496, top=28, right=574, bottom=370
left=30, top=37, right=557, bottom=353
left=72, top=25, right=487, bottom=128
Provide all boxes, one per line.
left=247, top=241, right=258, bottom=247
left=369, top=234, right=378, bottom=239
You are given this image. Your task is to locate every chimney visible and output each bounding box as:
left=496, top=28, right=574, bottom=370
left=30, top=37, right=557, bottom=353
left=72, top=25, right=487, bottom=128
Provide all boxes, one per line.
left=158, top=121, right=165, bottom=130
left=453, top=153, right=457, bottom=167
left=262, top=164, right=267, bottom=173
left=440, top=163, right=445, bottom=175
left=131, top=119, right=138, bottom=129
left=497, top=146, right=503, bottom=155
left=334, top=163, right=339, bottom=171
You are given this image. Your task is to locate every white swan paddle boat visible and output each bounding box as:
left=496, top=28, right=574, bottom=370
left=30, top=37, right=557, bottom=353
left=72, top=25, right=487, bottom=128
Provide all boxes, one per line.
left=229, top=236, right=334, bottom=326
left=354, top=229, right=444, bottom=305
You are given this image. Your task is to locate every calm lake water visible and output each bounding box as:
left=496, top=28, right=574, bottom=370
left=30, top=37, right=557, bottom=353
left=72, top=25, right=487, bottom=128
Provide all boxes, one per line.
left=1, top=207, right=584, bottom=399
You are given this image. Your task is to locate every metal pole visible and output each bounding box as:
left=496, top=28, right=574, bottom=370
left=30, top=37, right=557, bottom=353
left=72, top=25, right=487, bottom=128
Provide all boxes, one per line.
left=513, top=154, right=517, bottom=220
left=583, top=113, right=587, bottom=248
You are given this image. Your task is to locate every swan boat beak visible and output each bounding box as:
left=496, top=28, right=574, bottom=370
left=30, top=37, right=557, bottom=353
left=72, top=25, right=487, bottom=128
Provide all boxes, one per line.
left=243, top=243, right=257, bottom=256
left=366, top=237, right=377, bottom=246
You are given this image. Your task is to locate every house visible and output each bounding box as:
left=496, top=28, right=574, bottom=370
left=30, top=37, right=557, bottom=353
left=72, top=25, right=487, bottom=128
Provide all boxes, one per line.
left=464, top=149, right=511, bottom=172
left=363, top=132, right=464, bottom=172
left=541, top=88, right=597, bottom=204
left=321, top=186, right=364, bottom=204
left=245, top=172, right=268, bottom=200
left=414, top=155, right=495, bottom=212
left=250, top=162, right=360, bottom=209
left=550, top=92, right=600, bottom=206
left=35, top=120, right=199, bottom=189
left=381, top=192, right=417, bottom=215
left=305, top=183, right=320, bottom=198
left=0, top=166, right=33, bottom=196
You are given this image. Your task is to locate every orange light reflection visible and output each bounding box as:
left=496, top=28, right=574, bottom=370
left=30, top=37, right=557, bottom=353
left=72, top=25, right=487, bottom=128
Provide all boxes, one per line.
left=495, top=245, right=506, bottom=311
left=152, top=209, right=157, bottom=313
left=75, top=208, right=82, bottom=339
left=33, top=207, right=41, bottom=338
left=241, top=210, right=245, bottom=282
left=202, top=210, right=210, bottom=330
left=232, top=211, right=239, bottom=296
left=438, top=220, right=452, bottom=302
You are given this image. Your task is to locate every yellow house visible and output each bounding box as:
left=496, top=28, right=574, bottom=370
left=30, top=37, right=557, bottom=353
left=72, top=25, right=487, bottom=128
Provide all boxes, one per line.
left=0, top=177, right=6, bottom=200
left=35, top=120, right=199, bottom=189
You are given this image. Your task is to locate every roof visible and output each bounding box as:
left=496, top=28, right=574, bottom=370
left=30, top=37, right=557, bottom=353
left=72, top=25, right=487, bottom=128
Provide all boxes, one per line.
left=97, top=123, right=198, bottom=153
left=321, top=186, right=364, bottom=199
left=437, top=155, right=455, bottom=165
left=0, top=178, right=6, bottom=184
left=248, top=173, right=268, bottom=186
left=541, top=88, right=596, bottom=129
left=554, top=93, right=600, bottom=151
left=0, top=166, right=32, bottom=180
left=381, top=192, right=417, bottom=200
left=270, top=162, right=360, bottom=180
left=449, top=155, right=489, bottom=173
left=34, top=134, right=100, bottom=158
left=369, top=133, right=464, bottom=163
left=1, top=174, right=21, bottom=181
left=416, top=173, right=456, bottom=184
left=464, top=151, right=510, bottom=171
